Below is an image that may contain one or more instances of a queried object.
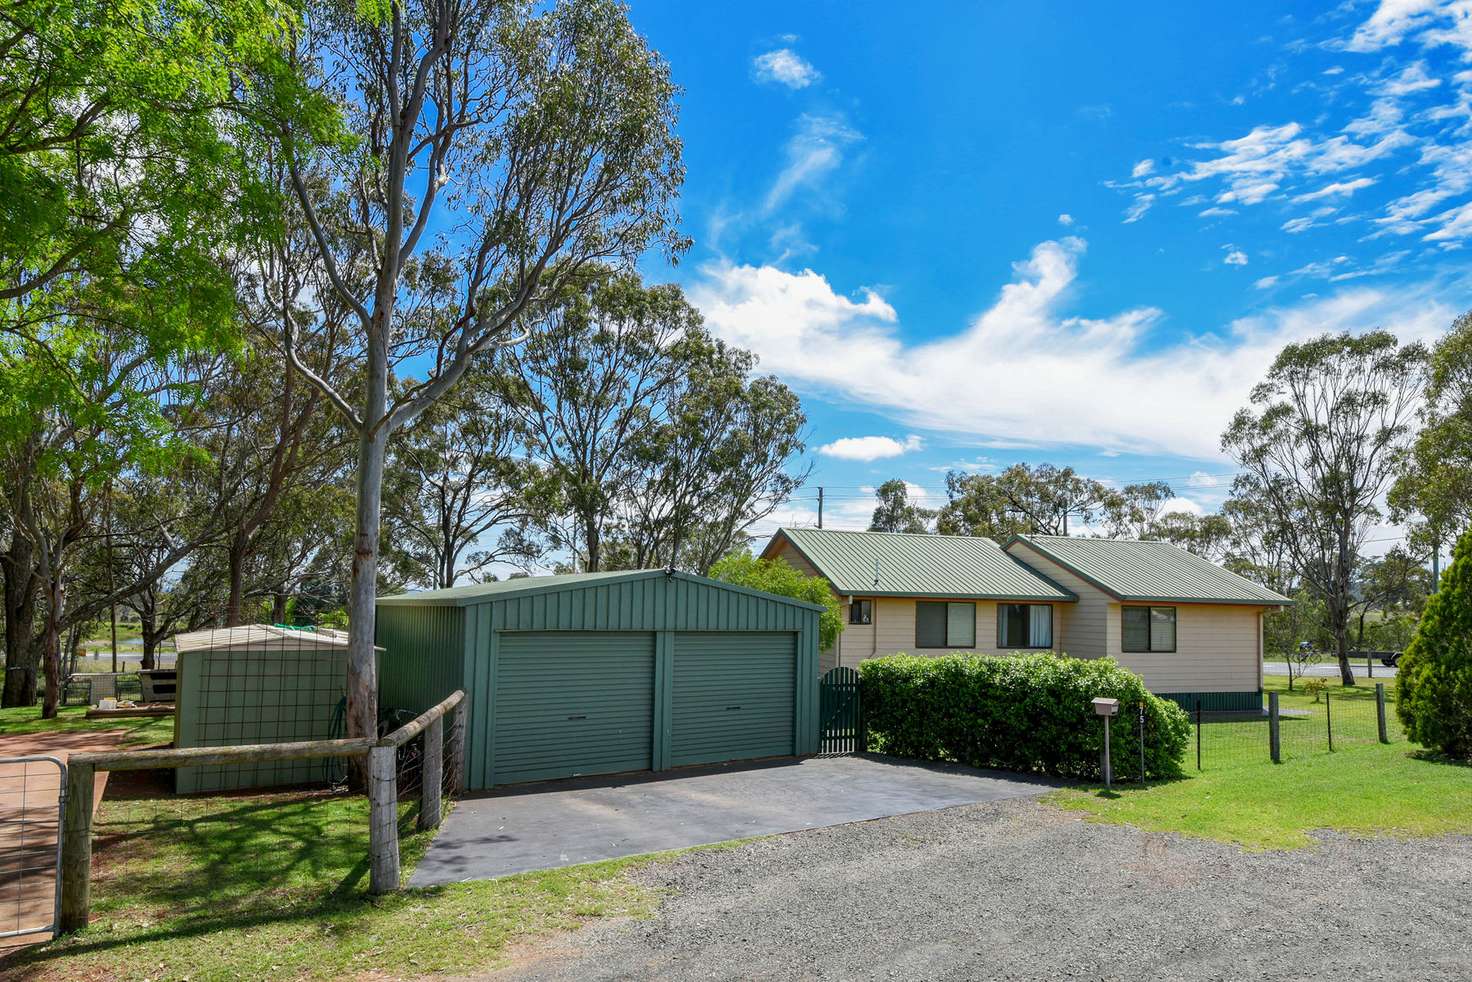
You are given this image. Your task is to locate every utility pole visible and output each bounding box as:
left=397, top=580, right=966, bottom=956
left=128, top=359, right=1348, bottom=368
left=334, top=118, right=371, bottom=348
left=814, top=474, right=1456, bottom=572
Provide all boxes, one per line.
left=817, top=486, right=824, bottom=529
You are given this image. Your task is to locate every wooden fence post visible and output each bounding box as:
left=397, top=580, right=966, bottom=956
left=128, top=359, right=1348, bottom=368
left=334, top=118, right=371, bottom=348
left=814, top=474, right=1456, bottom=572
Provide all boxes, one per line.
left=1268, top=691, right=1281, bottom=764
left=368, top=746, right=400, bottom=895
left=59, top=761, right=95, bottom=933
left=1376, top=683, right=1388, bottom=743
left=447, top=700, right=467, bottom=796
left=418, top=715, right=444, bottom=832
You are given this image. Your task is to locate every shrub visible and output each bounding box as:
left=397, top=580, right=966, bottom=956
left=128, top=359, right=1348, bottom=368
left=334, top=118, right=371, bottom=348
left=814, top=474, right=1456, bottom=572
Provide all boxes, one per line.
left=1397, top=526, right=1472, bottom=758
left=1301, top=677, right=1328, bottom=703
left=708, top=552, right=843, bottom=651
left=858, top=652, right=1191, bottom=781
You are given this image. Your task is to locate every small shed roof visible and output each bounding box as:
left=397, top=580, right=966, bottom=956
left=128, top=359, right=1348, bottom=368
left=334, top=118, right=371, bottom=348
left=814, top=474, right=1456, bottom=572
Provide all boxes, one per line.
left=767, top=528, right=1076, bottom=602
left=173, top=624, right=360, bottom=654
left=377, top=568, right=828, bottom=611
left=1004, top=535, right=1292, bottom=606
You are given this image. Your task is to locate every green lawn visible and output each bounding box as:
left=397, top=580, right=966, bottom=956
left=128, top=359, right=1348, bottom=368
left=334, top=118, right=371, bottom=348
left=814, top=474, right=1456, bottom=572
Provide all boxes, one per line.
left=0, top=703, right=175, bottom=747
left=3, top=790, right=683, bottom=981
left=1051, top=675, right=1472, bottom=850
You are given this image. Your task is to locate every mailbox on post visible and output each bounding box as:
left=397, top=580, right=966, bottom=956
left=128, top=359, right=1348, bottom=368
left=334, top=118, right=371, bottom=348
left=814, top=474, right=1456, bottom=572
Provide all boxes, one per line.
left=1093, top=697, right=1120, bottom=787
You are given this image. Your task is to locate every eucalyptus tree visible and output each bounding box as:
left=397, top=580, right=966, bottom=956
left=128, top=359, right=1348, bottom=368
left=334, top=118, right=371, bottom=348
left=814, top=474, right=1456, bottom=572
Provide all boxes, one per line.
left=1222, top=331, right=1427, bottom=686
left=935, top=463, right=1118, bottom=538
left=623, top=345, right=808, bottom=573
left=383, top=359, right=559, bottom=589
left=254, top=0, right=684, bottom=742
left=868, top=479, right=935, bottom=534
left=503, top=269, right=698, bottom=573
left=1389, top=311, right=1472, bottom=581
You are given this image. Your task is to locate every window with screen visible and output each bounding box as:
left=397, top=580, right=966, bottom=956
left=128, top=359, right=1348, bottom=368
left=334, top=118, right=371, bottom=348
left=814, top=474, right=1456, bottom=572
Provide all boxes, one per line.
left=849, top=599, right=872, bottom=625
left=916, top=601, right=975, bottom=648
left=1122, top=606, right=1176, bottom=652
left=997, top=604, right=1053, bottom=649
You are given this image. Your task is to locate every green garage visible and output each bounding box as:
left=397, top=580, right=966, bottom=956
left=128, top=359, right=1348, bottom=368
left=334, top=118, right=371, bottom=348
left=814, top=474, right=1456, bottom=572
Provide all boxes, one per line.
left=376, top=570, right=822, bottom=790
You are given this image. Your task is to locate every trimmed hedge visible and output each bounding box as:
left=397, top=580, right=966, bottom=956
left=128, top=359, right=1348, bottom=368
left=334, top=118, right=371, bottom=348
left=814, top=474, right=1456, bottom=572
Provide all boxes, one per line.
left=858, top=653, right=1191, bottom=780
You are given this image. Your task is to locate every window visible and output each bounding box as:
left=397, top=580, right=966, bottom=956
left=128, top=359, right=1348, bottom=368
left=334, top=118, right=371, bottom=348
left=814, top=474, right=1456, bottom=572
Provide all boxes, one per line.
left=997, top=604, right=1053, bottom=649
left=849, top=599, right=873, bottom=625
left=916, top=601, right=975, bottom=648
left=1122, top=606, right=1176, bottom=652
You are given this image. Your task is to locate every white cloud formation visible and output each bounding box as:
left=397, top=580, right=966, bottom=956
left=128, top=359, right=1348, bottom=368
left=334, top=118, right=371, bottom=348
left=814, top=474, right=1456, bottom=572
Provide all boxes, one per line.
left=1058, top=213, right=1075, bottom=226
left=1254, top=275, right=1280, bottom=289
left=817, top=434, right=924, bottom=461
left=765, top=114, right=862, bottom=213
left=688, top=238, right=1456, bottom=459
left=1123, top=194, right=1154, bottom=223
left=1160, top=496, right=1205, bottom=517
left=1293, top=176, right=1377, bottom=201
left=752, top=48, right=821, bottom=89
left=1132, top=159, right=1155, bottom=178
left=1346, top=0, right=1472, bottom=54
left=1185, top=471, right=1220, bottom=488
left=1223, top=248, right=1250, bottom=266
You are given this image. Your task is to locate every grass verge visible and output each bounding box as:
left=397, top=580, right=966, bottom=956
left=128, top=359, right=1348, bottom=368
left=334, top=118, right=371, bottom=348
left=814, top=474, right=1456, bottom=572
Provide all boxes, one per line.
left=1049, top=675, right=1472, bottom=850
left=1, top=790, right=673, bottom=981
left=0, top=704, right=174, bottom=747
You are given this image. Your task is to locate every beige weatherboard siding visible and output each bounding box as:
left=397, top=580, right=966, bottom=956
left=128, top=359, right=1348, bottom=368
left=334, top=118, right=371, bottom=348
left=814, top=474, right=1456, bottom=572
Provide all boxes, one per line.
left=835, top=597, right=1061, bottom=667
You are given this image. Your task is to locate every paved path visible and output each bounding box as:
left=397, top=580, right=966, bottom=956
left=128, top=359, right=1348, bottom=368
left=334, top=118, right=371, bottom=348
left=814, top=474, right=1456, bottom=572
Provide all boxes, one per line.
left=412, top=756, right=1053, bottom=886
left=1264, top=660, right=1397, bottom=679
left=0, top=730, right=132, bottom=949
left=496, top=798, right=1472, bottom=981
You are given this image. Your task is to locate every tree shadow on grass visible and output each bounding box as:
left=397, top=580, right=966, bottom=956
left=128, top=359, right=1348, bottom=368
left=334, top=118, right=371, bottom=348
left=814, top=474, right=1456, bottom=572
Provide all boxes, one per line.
left=1, top=790, right=439, bottom=979
left=1407, top=749, right=1472, bottom=768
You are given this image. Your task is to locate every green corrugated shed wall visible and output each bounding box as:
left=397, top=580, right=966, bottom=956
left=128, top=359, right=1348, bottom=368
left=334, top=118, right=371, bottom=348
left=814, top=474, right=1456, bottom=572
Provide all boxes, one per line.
left=376, top=570, right=822, bottom=791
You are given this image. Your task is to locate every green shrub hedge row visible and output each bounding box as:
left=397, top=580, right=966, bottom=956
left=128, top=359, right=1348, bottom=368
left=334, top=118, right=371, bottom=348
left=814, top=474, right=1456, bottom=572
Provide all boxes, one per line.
left=857, top=652, right=1191, bottom=780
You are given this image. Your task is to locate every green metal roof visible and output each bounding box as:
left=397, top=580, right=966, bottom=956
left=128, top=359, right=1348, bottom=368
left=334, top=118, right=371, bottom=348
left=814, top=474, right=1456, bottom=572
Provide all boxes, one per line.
left=376, top=568, right=825, bottom=611
left=770, top=528, right=1076, bottom=601
left=1005, top=535, right=1292, bottom=605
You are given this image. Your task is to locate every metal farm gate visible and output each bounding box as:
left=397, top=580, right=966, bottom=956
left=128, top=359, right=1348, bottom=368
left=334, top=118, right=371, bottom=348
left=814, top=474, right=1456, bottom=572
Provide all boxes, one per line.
left=0, top=756, right=66, bottom=944
left=818, top=666, right=863, bottom=755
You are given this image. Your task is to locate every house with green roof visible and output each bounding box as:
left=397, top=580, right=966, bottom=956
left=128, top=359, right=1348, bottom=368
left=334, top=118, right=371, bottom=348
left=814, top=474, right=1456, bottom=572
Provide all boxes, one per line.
left=761, top=527, right=1292, bottom=712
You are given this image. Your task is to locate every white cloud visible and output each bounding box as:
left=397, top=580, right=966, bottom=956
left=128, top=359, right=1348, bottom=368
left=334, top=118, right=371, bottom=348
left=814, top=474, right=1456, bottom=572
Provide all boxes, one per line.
left=1058, top=213, right=1075, bottom=226
left=1346, top=0, right=1472, bottom=54
left=1254, top=275, right=1280, bottom=289
left=1377, top=60, right=1443, bottom=97
left=1199, top=206, right=1237, bottom=217
left=1123, top=194, right=1154, bottom=223
left=1185, top=471, right=1220, bottom=488
left=1132, top=159, right=1155, bottom=178
left=752, top=49, right=821, bottom=89
left=1282, top=215, right=1321, bottom=233
left=765, top=114, right=861, bottom=213
left=1293, top=177, right=1376, bottom=202
left=688, top=238, right=1456, bottom=459
left=817, top=434, right=923, bottom=461
left=1160, top=496, right=1205, bottom=517
left=1223, top=248, right=1250, bottom=266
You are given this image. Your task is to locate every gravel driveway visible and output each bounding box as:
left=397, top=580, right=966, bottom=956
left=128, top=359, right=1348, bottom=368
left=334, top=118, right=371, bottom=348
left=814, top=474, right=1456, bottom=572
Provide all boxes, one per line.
left=494, top=798, right=1472, bottom=981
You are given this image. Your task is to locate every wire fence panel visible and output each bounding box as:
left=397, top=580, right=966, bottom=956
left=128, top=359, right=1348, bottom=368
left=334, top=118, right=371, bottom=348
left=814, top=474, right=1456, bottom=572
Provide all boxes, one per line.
left=0, top=756, right=65, bottom=944
left=1192, top=683, right=1403, bottom=771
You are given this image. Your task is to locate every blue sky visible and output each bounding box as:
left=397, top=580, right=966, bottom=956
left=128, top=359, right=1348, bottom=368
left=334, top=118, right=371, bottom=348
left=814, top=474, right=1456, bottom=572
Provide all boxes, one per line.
left=621, top=0, right=1472, bottom=539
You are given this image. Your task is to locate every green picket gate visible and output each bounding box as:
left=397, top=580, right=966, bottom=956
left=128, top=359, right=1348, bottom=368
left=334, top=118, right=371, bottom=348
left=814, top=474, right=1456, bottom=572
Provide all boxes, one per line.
left=819, top=666, right=863, bottom=755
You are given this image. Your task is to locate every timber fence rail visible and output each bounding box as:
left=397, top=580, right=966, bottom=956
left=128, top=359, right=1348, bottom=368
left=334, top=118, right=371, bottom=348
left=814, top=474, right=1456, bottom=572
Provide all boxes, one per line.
left=57, top=689, right=466, bottom=934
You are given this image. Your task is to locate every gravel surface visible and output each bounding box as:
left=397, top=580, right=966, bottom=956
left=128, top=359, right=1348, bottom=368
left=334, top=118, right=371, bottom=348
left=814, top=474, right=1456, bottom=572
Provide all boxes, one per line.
left=493, top=798, right=1472, bottom=982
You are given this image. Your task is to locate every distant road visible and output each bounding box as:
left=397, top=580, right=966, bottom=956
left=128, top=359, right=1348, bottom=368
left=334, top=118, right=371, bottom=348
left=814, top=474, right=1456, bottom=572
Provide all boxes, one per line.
left=1262, top=660, right=1397, bottom=679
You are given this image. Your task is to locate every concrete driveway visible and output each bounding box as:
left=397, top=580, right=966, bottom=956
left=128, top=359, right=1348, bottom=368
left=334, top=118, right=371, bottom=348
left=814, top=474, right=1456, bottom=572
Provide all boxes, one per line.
left=410, top=755, right=1053, bottom=886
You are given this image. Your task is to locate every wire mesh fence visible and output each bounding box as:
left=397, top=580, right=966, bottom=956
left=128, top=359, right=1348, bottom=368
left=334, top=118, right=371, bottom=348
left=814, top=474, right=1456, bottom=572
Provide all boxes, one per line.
left=1190, top=682, right=1402, bottom=771
left=0, top=756, right=64, bottom=945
